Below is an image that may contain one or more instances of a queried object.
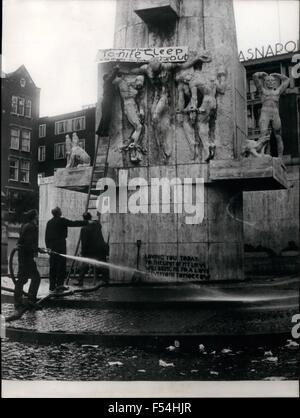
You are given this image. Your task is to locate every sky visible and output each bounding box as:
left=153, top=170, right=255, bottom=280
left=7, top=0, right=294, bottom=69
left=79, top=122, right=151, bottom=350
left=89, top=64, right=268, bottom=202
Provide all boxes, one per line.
left=2, top=0, right=299, bottom=117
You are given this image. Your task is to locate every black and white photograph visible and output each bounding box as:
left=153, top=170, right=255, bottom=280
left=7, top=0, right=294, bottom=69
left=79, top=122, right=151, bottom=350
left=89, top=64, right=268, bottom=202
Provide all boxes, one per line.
left=1, top=0, right=300, bottom=399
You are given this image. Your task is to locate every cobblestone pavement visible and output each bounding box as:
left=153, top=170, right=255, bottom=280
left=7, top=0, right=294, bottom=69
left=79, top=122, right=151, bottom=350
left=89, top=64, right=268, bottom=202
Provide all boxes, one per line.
left=2, top=339, right=299, bottom=381
left=2, top=302, right=297, bottom=335
left=1, top=303, right=225, bottom=334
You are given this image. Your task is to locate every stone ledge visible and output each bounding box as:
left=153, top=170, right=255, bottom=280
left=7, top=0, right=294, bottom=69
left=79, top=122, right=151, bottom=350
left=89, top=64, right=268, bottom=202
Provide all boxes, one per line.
left=209, top=157, right=289, bottom=190
left=54, top=166, right=93, bottom=193
left=133, top=0, right=180, bottom=23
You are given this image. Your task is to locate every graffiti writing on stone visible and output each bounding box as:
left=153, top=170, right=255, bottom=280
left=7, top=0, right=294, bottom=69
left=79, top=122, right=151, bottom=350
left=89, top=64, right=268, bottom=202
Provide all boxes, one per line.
left=145, top=254, right=210, bottom=280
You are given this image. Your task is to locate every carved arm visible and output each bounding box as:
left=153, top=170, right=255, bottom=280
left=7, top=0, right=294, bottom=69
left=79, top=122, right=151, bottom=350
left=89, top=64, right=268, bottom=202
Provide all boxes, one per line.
left=270, top=73, right=290, bottom=94
left=253, top=72, right=268, bottom=92
left=178, top=51, right=212, bottom=71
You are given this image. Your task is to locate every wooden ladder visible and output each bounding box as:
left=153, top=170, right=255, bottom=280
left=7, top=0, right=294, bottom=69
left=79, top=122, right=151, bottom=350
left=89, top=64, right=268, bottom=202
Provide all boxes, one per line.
left=65, top=134, right=111, bottom=284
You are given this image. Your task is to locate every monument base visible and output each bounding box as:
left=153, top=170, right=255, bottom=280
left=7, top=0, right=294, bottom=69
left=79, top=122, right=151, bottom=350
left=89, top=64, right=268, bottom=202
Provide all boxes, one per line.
left=210, top=157, right=288, bottom=190
left=51, top=157, right=288, bottom=283
left=54, top=166, right=93, bottom=193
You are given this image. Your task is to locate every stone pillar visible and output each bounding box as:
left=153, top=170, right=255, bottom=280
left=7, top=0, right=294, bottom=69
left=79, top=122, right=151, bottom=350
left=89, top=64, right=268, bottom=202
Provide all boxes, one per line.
left=95, top=0, right=247, bottom=282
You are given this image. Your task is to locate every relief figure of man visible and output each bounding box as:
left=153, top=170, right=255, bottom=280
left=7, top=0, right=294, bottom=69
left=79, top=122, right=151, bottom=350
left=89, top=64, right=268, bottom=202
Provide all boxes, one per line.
left=253, top=72, right=290, bottom=158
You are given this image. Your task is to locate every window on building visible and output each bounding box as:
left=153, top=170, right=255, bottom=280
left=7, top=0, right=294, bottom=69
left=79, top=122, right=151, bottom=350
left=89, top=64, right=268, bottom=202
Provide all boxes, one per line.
left=10, top=128, right=20, bottom=150
left=9, top=158, right=19, bottom=181
left=25, top=99, right=32, bottom=118
left=20, top=160, right=30, bottom=183
left=54, top=116, right=86, bottom=135
left=21, top=130, right=31, bottom=152
left=38, top=146, right=46, bottom=162
left=39, top=124, right=46, bottom=138
left=11, top=96, right=31, bottom=116
left=11, top=96, right=18, bottom=114
left=54, top=143, right=66, bottom=159
left=55, top=121, right=67, bottom=135
left=18, top=98, right=25, bottom=116
left=72, top=116, right=86, bottom=131
left=7, top=190, right=19, bottom=212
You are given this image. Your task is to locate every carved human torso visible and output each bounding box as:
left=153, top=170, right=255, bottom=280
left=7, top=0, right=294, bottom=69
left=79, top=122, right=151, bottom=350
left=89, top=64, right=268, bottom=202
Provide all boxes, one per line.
left=261, top=87, right=280, bottom=110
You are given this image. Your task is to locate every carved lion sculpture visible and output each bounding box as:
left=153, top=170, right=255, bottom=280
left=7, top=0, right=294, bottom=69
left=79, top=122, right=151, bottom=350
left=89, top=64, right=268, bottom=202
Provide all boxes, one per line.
left=66, top=133, right=91, bottom=168
left=241, top=135, right=270, bottom=158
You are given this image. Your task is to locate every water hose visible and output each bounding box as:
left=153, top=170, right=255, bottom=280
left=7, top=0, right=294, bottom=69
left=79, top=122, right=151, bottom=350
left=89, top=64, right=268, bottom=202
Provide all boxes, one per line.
left=1, top=246, right=28, bottom=296
left=8, top=247, right=18, bottom=285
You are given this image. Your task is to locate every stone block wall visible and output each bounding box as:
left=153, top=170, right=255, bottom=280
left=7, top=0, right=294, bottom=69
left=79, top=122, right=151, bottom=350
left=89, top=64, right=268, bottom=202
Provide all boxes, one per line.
left=243, top=165, right=299, bottom=254
left=243, top=164, right=299, bottom=275
left=38, top=177, right=87, bottom=277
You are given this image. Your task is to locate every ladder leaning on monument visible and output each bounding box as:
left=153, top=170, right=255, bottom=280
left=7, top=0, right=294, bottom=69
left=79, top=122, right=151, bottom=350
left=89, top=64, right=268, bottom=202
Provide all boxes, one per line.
left=65, top=134, right=111, bottom=285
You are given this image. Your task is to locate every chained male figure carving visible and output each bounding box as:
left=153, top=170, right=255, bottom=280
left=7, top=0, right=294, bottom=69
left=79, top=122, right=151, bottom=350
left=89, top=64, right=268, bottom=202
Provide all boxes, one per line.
left=176, top=69, right=198, bottom=159
left=113, top=71, right=146, bottom=163
left=131, top=51, right=212, bottom=161
left=176, top=62, right=227, bottom=162
left=253, top=72, right=290, bottom=158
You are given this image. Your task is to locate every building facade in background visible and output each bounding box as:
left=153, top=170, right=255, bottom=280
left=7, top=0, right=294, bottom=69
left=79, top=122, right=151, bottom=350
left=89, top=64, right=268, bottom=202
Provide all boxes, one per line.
left=1, top=65, right=40, bottom=212
left=38, top=106, right=96, bottom=178
left=1, top=66, right=40, bottom=271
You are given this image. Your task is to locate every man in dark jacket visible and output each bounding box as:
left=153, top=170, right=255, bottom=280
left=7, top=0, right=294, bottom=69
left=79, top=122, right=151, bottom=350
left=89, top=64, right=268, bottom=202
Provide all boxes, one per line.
left=74, top=212, right=109, bottom=286
left=15, top=209, right=45, bottom=309
left=45, top=207, right=87, bottom=292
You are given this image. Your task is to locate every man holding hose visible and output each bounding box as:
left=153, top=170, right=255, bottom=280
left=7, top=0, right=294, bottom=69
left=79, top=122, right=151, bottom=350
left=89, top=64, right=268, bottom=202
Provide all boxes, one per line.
left=45, top=207, right=87, bottom=293
left=15, top=209, right=47, bottom=310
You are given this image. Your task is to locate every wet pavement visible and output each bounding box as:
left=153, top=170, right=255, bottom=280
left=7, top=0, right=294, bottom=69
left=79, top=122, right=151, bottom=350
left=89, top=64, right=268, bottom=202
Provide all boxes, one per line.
left=2, top=276, right=299, bottom=337
left=2, top=275, right=299, bottom=381
left=2, top=301, right=297, bottom=337
left=2, top=338, right=299, bottom=381
left=2, top=275, right=299, bottom=303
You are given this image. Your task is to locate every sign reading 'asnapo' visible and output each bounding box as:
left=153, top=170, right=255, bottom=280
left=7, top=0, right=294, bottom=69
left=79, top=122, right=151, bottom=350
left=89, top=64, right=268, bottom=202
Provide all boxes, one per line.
left=239, top=40, right=299, bottom=62
left=96, top=46, right=189, bottom=63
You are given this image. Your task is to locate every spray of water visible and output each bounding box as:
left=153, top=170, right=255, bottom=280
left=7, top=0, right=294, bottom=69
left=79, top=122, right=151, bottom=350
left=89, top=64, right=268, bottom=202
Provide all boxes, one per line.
left=50, top=251, right=298, bottom=305
left=56, top=252, right=141, bottom=276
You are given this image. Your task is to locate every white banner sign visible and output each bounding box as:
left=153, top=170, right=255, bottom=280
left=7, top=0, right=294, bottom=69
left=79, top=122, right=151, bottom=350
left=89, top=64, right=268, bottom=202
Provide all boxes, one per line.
left=96, top=46, right=189, bottom=63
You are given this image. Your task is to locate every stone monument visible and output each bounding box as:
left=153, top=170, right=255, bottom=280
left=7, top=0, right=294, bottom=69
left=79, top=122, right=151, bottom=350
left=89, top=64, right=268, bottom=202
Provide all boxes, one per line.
left=54, top=0, right=288, bottom=283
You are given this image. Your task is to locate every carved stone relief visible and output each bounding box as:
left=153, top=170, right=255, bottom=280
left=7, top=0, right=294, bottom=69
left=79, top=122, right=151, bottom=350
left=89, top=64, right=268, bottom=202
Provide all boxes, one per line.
left=106, top=50, right=228, bottom=165
left=175, top=59, right=227, bottom=162
left=241, top=135, right=270, bottom=158
left=112, top=71, right=146, bottom=163
left=242, top=72, right=290, bottom=159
